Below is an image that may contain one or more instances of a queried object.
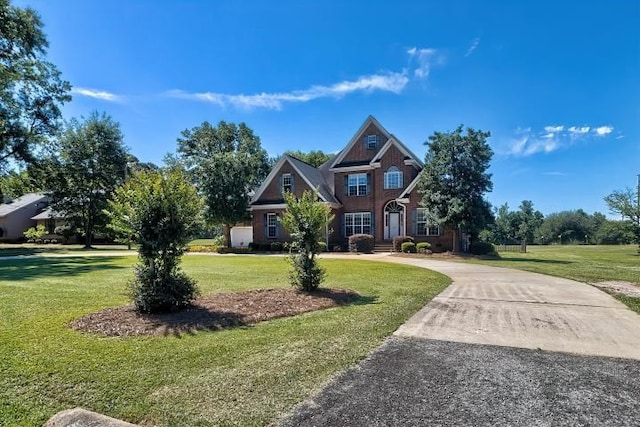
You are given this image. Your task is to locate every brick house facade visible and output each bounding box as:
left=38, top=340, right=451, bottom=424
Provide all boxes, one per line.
left=250, top=116, right=456, bottom=251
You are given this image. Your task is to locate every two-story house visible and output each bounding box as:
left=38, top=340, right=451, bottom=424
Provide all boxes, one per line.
left=249, top=116, right=455, bottom=251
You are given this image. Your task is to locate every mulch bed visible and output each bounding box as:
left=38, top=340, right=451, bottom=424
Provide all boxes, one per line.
left=70, top=288, right=361, bottom=337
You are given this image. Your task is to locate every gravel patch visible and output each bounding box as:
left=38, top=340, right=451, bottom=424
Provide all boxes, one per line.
left=592, top=281, right=640, bottom=298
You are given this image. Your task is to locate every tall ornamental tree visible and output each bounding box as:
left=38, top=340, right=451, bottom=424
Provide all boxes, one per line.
left=177, top=121, right=270, bottom=246
left=417, top=125, right=493, bottom=251
left=106, top=169, right=203, bottom=313
left=0, top=0, right=71, bottom=170
left=514, top=200, right=544, bottom=251
left=46, top=112, right=128, bottom=248
left=281, top=190, right=334, bottom=292
left=605, top=186, right=640, bottom=247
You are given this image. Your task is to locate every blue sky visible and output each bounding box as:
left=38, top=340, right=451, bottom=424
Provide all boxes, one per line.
left=18, top=0, right=640, bottom=215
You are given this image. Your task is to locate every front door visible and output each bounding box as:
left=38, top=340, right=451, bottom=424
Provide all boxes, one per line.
left=388, top=212, right=401, bottom=239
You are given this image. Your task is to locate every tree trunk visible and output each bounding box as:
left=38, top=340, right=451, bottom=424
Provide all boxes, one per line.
left=224, top=224, right=232, bottom=248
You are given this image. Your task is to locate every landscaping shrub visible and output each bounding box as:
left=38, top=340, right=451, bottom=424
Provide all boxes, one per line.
left=50, top=239, right=58, bottom=244
left=469, top=241, right=495, bottom=256
left=270, top=241, right=284, bottom=252
left=401, top=242, right=417, bottom=253
left=186, top=245, right=219, bottom=253
left=416, top=242, right=432, bottom=253
left=317, top=241, right=327, bottom=252
left=349, top=234, right=374, bottom=253
left=23, top=224, right=46, bottom=242
left=392, top=235, right=414, bottom=252
left=280, top=190, right=334, bottom=291
left=332, top=245, right=343, bottom=252
left=216, top=247, right=251, bottom=254
left=54, top=225, right=75, bottom=244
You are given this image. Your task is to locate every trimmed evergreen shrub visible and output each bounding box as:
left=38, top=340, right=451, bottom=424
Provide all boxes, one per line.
left=270, top=241, right=284, bottom=252
left=416, top=242, right=432, bottom=253
left=401, top=242, right=417, bottom=253
left=349, top=234, right=374, bottom=253
left=392, top=235, right=414, bottom=252
left=317, top=241, right=327, bottom=252
left=469, top=241, right=495, bottom=255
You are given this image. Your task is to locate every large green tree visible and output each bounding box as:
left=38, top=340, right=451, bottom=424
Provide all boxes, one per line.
left=177, top=121, right=269, bottom=246
left=284, top=150, right=333, bottom=167
left=514, top=200, right=544, bottom=250
left=605, top=186, right=640, bottom=246
left=46, top=112, right=128, bottom=248
left=536, top=209, right=593, bottom=244
left=0, top=0, right=71, bottom=170
left=417, top=125, right=493, bottom=251
left=106, top=168, right=203, bottom=313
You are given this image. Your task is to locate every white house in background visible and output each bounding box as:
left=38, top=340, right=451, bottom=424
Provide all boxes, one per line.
left=0, top=193, right=48, bottom=241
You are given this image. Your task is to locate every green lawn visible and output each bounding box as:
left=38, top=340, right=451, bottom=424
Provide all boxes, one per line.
left=0, top=255, right=449, bottom=426
left=466, top=244, right=640, bottom=313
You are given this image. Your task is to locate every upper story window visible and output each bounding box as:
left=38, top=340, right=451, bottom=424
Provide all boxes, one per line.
left=416, top=208, right=441, bottom=236
left=366, top=134, right=378, bottom=149
left=384, top=166, right=403, bottom=189
left=281, top=173, right=293, bottom=193
left=347, top=173, right=369, bottom=196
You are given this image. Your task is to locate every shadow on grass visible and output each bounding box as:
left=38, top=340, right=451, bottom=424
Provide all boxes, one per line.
left=495, top=257, right=574, bottom=265
left=71, top=288, right=379, bottom=338
left=0, top=256, right=127, bottom=281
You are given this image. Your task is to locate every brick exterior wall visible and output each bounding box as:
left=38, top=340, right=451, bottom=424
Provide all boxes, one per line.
left=341, top=123, right=388, bottom=164
left=258, top=162, right=313, bottom=203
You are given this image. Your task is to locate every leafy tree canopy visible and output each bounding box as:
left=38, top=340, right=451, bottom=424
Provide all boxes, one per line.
left=176, top=120, right=269, bottom=245
left=107, top=168, right=203, bottom=313
left=0, top=0, right=71, bottom=169
left=284, top=150, right=333, bottom=167
left=417, top=125, right=493, bottom=249
left=605, top=186, right=640, bottom=246
left=45, top=111, right=128, bottom=248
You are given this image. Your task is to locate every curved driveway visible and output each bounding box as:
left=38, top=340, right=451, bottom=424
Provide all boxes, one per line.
left=281, top=255, right=640, bottom=426
left=388, top=257, right=640, bottom=359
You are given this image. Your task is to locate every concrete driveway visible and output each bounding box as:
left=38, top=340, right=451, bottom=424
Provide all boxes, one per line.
left=389, top=257, right=640, bottom=359
left=279, top=256, right=640, bottom=426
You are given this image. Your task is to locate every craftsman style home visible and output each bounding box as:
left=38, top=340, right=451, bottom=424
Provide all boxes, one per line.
left=250, top=116, right=455, bottom=250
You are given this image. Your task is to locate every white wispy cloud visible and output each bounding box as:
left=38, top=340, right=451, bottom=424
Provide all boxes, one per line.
left=507, top=123, right=616, bottom=156
left=71, top=87, right=121, bottom=102
left=594, top=125, right=613, bottom=136
left=543, top=171, right=568, bottom=176
left=465, top=38, right=480, bottom=57
left=167, top=72, right=409, bottom=110
left=407, top=47, right=443, bottom=79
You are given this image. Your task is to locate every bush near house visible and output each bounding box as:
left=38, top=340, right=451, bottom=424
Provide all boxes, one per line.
left=349, top=234, right=374, bottom=253
left=392, top=235, right=414, bottom=252
left=469, top=241, right=495, bottom=256
left=401, top=242, right=417, bottom=253
left=416, top=242, right=432, bottom=254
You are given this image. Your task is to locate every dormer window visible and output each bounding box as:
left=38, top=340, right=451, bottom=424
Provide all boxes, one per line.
left=384, top=166, right=403, bottom=189
left=281, top=173, right=293, bottom=193
left=366, top=134, right=378, bottom=149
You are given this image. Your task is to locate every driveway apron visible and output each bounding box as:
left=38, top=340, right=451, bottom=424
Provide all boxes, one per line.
left=389, top=257, right=640, bottom=359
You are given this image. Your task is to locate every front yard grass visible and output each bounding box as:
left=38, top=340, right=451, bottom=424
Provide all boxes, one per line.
left=0, top=255, right=449, bottom=426
left=465, top=244, right=640, bottom=314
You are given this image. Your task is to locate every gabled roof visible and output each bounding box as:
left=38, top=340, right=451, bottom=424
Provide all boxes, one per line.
left=399, top=174, right=422, bottom=198
left=0, top=193, right=48, bottom=218
left=31, top=206, right=63, bottom=220
left=328, top=115, right=392, bottom=169
left=371, top=135, right=423, bottom=167
left=251, top=154, right=340, bottom=206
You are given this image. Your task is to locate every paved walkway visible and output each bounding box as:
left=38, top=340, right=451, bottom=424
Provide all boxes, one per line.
left=280, top=255, right=640, bottom=426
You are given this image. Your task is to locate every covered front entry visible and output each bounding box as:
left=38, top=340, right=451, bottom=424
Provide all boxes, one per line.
left=384, top=201, right=405, bottom=239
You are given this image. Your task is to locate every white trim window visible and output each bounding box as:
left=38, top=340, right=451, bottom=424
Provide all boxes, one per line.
left=345, top=212, right=372, bottom=236
left=416, top=208, right=441, bottom=236
left=366, top=134, right=378, bottom=149
left=282, top=173, right=292, bottom=192
left=383, top=166, right=403, bottom=189
left=266, top=213, right=278, bottom=238
left=347, top=173, right=368, bottom=196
